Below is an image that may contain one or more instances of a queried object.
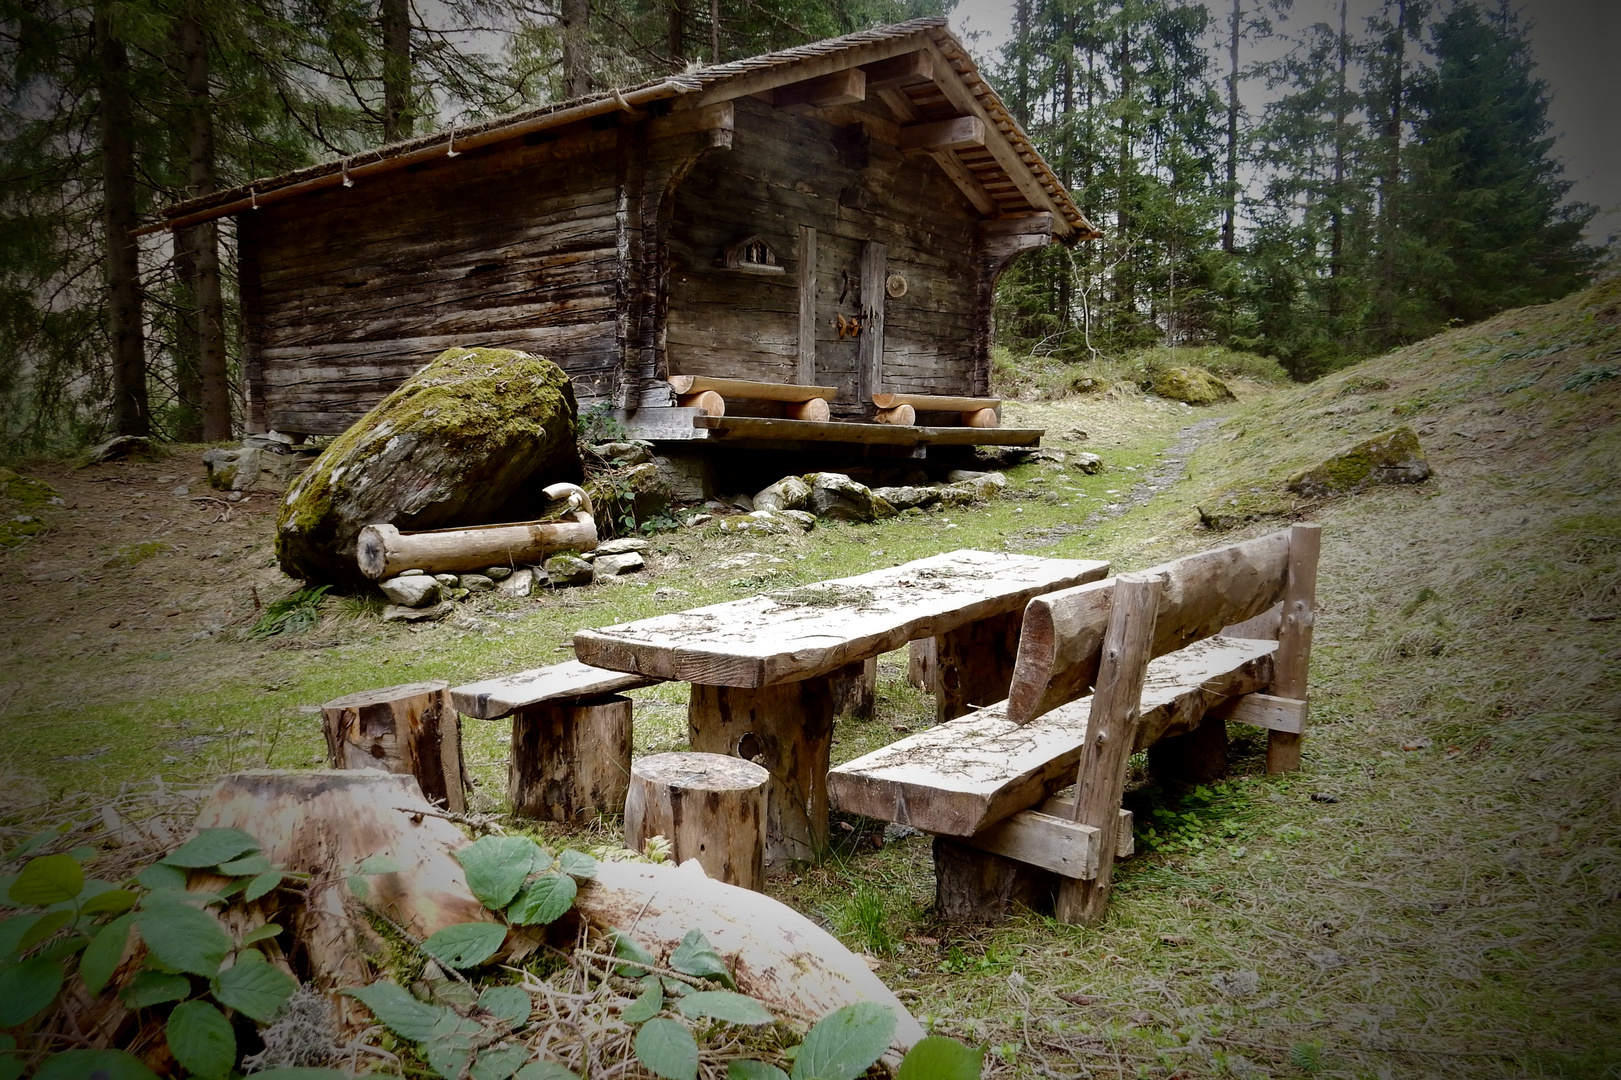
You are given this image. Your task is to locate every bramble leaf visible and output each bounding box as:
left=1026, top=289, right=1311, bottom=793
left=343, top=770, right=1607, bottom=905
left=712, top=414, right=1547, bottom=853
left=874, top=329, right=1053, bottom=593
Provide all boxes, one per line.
left=8, top=854, right=83, bottom=906
left=162, top=829, right=259, bottom=869
left=791, top=1002, right=897, bottom=1080
left=622, top=975, right=663, bottom=1023
left=895, top=1036, right=984, bottom=1080
left=506, top=873, right=575, bottom=927
left=166, top=1001, right=236, bottom=1080
left=669, top=929, right=734, bottom=989
left=676, top=990, right=772, bottom=1026
left=135, top=901, right=231, bottom=975
left=634, top=1018, right=698, bottom=1080
left=215, top=959, right=298, bottom=1022
left=0, top=958, right=63, bottom=1026
left=455, top=837, right=547, bottom=910
left=421, top=922, right=507, bottom=969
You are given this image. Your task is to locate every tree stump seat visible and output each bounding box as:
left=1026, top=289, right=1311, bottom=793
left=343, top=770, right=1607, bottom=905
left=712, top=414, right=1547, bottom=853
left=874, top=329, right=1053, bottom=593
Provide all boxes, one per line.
left=625, top=751, right=770, bottom=892
left=321, top=681, right=467, bottom=812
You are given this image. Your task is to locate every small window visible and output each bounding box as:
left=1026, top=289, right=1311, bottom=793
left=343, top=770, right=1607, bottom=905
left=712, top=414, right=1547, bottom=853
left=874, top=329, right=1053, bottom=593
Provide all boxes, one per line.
left=721, top=233, right=786, bottom=274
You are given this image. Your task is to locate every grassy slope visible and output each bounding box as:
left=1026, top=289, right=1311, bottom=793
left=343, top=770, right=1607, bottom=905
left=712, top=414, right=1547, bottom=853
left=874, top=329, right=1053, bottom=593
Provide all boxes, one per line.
left=2, top=282, right=1617, bottom=1076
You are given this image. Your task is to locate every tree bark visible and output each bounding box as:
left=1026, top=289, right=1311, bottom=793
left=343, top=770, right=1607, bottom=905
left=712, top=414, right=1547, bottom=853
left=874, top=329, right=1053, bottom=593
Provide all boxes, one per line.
left=321, top=681, right=467, bottom=812
left=1222, top=0, right=1240, bottom=255
left=97, top=0, right=148, bottom=437
left=666, top=0, right=685, bottom=71
left=561, top=0, right=591, bottom=98
left=381, top=0, right=412, bottom=141
left=625, top=752, right=768, bottom=891
left=509, top=694, right=633, bottom=822
left=1328, top=0, right=1349, bottom=319
left=180, top=4, right=231, bottom=441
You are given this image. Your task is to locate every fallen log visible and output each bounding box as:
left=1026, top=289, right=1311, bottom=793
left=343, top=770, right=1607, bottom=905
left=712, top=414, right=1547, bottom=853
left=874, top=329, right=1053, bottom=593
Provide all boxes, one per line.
left=356, top=482, right=597, bottom=578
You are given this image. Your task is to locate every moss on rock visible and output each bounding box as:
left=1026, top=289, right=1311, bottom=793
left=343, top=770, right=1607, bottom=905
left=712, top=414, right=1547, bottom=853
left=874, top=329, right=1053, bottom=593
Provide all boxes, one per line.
left=276, top=347, right=581, bottom=586
left=1287, top=425, right=1433, bottom=498
left=1150, top=366, right=1235, bottom=405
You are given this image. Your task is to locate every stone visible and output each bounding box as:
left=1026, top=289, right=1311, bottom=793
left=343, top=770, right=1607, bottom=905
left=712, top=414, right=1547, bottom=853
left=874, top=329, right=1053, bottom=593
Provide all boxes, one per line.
left=275, top=346, right=581, bottom=587
left=595, top=537, right=649, bottom=556
left=1150, top=366, right=1234, bottom=405
left=544, top=554, right=594, bottom=587
left=242, top=430, right=297, bottom=453
left=496, top=568, right=534, bottom=598
left=685, top=513, right=713, bottom=527
left=593, top=552, right=645, bottom=580
left=379, top=575, right=442, bottom=608
left=776, top=509, right=816, bottom=532
left=587, top=462, right=672, bottom=534
left=171, top=486, right=189, bottom=496
left=871, top=485, right=940, bottom=511
left=460, top=573, right=496, bottom=592
left=202, top=446, right=310, bottom=494
left=1287, top=425, right=1432, bottom=498
left=82, top=435, right=157, bottom=464
left=593, top=441, right=654, bottom=466
left=382, top=600, right=455, bottom=623
left=433, top=573, right=460, bottom=587
left=753, top=475, right=812, bottom=513
left=652, top=586, right=689, bottom=603
left=946, top=472, right=1007, bottom=502
left=806, top=472, right=891, bottom=523
left=945, top=469, right=988, bottom=484
left=484, top=566, right=513, bottom=581
left=1071, top=452, right=1105, bottom=475
left=653, top=450, right=714, bottom=503
left=935, top=484, right=978, bottom=508
left=398, top=568, right=426, bottom=576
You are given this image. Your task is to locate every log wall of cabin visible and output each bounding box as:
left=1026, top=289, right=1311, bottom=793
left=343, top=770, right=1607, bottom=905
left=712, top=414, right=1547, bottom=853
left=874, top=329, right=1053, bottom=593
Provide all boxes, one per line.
left=239, top=127, right=627, bottom=435
left=664, top=97, right=982, bottom=419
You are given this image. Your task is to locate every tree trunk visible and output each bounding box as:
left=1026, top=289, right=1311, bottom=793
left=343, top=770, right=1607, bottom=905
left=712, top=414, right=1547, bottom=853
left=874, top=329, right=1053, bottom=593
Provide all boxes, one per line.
left=1375, top=0, right=1409, bottom=334
left=381, top=0, right=412, bottom=141
left=1223, top=0, right=1240, bottom=255
left=666, top=0, right=685, bottom=71
left=625, top=751, right=768, bottom=891
left=97, top=0, right=148, bottom=437
left=1113, top=26, right=1134, bottom=314
left=1328, top=0, right=1349, bottom=320
left=180, top=4, right=231, bottom=441
left=561, top=0, right=591, bottom=97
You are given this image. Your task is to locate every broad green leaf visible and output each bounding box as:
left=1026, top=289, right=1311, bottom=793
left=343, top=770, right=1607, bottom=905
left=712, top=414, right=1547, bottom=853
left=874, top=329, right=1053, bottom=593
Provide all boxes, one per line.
left=37, top=934, right=90, bottom=962
left=895, top=1035, right=984, bottom=1080
left=135, top=902, right=231, bottom=976
left=80, top=889, right=138, bottom=916
left=0, top=913, right=43, bottom=957
left=422, top=922, right=507, bottom=969
left=34, top=1050, right=159, bottom=1080
left=0, top=875, right=16, bottom=907
left=621, top=975, right=663, bottom=1023
left=355, top=854, right=402, bottom=876
left=246, top=1071, right=352, bottom=1080
left=634, top=1018, right=698, bottom=1080
left=81, top=915, right=136, bottom=995
left=347, top=876, right=368, bottom=899
left=166, top=1001, right=236, bottom=1080
left=611, top=929, right=655, bottom=977
left=0, top=1035, right=13, bottom=1051
left=140, top=888, right=226, bottom=909
left=515, top=1063, right=581, bottom=1080
left=9, top=854, right=84, bottom=906
left=123, top=970, right=191, bottom=1009
left=240, top=923, right=283, bottom=946
left=676, top=990, right=772, bottom=1026
left=728, top=1063, right=789, bottom=1080
left=478, top=985, right=531, bottom=1029
left=0, top=1052, right=21, bottom=1080
left=3, top=828, right=67, bottom=866
left=214, top=959, right=298, bottom=1022
left=218, top=854, right=272, bottom=877
left=244, top=871, right=283, bottom=903
left=661, top=977, right=689, bottom=997
left=216, top=878, right=250, bottom=900
left=470, top=1040, right=529, bottom=1080
left=68, top=846, right=98, bottom=863
left=17, top=909, right=73, bottom=951
left=0, top=957, right=63, bottom=1025
left=345, top=981, right=450, bottom=1041
left=669, top=929, right=735, bottom=989
left=558, top=850, right=597, bottom=881
left=162, top=829, right=260, bottom=869
left=426, top=1034, right=474, bottom=1080
left=455, top=837, right=546, bottom=910
left=791, top=1002, right=897, bottom=1080
left=136, top=863, right=187, bottom=891
left=49, top=879, right=115, bottom=913
left=506, top=873, right=575, bottom=927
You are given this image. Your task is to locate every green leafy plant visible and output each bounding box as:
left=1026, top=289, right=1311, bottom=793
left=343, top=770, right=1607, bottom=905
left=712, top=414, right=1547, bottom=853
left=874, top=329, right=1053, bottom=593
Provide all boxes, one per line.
left=247, top=585, right=331, bottom=638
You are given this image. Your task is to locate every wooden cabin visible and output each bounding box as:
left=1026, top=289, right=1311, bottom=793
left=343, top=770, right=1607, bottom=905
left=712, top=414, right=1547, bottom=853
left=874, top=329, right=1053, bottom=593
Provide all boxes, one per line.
left=153, top=18, right=1098, bottom=458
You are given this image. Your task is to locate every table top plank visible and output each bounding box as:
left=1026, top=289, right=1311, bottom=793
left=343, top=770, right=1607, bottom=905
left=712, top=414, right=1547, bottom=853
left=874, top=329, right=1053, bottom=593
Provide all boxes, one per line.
left=574, top=550, right=1109, bottom=687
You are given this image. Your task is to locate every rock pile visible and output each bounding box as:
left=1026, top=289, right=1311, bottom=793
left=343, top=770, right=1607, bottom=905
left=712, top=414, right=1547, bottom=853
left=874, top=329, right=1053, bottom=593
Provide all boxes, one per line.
left=203, top=431, right=320, bottom=494
left=372, top=540, right=652, bottom=622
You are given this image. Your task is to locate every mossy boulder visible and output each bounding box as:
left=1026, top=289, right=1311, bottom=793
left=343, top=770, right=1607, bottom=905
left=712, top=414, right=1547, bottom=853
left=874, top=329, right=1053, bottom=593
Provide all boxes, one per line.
left=275, top=347, right=581, bottom=587
left=1287, top=425, right=1433, bottom=498
left=1150, top=366, right=1234, bottom=405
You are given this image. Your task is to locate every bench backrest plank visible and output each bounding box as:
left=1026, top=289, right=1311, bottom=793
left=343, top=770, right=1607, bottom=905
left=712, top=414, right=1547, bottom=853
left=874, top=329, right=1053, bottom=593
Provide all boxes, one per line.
left=1006, top=529, right=1293, bottom=723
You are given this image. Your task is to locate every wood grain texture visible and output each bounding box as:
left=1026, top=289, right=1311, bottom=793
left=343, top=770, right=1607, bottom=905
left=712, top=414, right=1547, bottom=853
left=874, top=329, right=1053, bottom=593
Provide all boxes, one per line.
left=625, top=751, right=769, bottom=891
left=1267, top=523, right=1321, bottom=772
left=668, top=374, right=836, bottom=400
left=932, top=608, right=1022, bottom=722
left=509, top=695, right=632, bottom=822
left=871, top=392, right=998, bottom=412
left=320, top=681, right=465, bottom=812
left=450, top=659, right=660, bottom=720
left=691, top=415, right=1046, bottom=447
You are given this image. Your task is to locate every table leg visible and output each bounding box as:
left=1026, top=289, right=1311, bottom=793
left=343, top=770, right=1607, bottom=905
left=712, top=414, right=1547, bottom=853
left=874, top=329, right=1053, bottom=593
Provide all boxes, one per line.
left=933, top=610, right=1022, bottom=722
left=688, top=677, right=835, bottom=867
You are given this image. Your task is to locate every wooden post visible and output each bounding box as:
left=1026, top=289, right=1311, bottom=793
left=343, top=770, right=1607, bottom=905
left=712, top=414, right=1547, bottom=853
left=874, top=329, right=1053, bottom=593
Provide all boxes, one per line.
left=1266, top=522, right=1321, bottom=773
left=1147, top=716, right=1230, bottom=786
left=858, top=240, right=886, bottom=402
left=509, top=694, right=633, bottom=822
left=625, top=751, right=769, bottom=892
left=688, top=678, right=835, bottom=867
left=1054, top=572, right=1163, bottom=925
left=933, top=610, right=1022, bottom=723
left=907, top=638, right=935, bottom=692
left=321, top=682, right=467, bottom=813
left=830, top=657, right=877, bottom=721
left=797, top=225, right=817, bottom=386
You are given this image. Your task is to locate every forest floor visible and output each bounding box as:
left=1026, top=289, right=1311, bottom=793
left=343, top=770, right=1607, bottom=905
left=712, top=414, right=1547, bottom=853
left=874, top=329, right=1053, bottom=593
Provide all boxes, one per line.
left=3, top=279, right=1619, bottom=1078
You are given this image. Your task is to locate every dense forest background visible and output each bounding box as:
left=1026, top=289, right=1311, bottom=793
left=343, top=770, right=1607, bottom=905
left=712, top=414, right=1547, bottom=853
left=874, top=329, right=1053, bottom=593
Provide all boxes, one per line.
left=0, top=0, right=1607, bottom=454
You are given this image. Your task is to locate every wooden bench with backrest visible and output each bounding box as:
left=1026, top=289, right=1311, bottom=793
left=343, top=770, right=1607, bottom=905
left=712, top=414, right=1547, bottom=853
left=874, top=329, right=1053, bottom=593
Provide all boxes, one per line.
left=669, top=375, right=837, bottom=422
left=828, top=523, right=1320, bottom=924
left=870, top=392, right=1001, bottom=428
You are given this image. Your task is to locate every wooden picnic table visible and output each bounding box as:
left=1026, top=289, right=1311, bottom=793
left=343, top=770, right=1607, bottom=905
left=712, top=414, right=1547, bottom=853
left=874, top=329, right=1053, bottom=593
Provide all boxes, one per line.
left=574, top=549, right=1108, bottom=865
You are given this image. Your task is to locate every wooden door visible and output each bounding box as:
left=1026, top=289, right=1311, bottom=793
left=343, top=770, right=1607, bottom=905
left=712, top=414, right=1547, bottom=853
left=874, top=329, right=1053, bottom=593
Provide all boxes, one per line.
left=813, top=233, right=865, bottom=419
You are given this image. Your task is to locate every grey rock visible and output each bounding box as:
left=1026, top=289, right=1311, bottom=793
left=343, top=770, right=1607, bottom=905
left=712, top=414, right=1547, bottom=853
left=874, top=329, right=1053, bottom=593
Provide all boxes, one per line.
left=593, top=441, right=654, bottom=466
left=84, top=435, right=155, bottom=464
left=729, top=493, right=755, bottom=512
left=433, top=573, right=460, bottom=587
left=652, top=586, right=690, bottom=603
left=544, top=554, right=594, bottom=587
left=1287, top=425, right=1432, bottom=497
left=806, top=472, right=889, bottom=523
left=595, top=537, right=649, bottom=556
left=952, top=472, right=1007, bottom=501
left=871, top=485, right=940, bottom=511
left=460, top=573, right=496, bottom=592
left=226, top=491, right=243, bottom=502
left=379, top=575, right=442, bottom=607
left=586, top=462, right=672, bottom=532
left=242, top=430, right=297, bottom=453
left=1071, top=452, right=1105, bottom=475
left=447, top=588, right=470, bottom=601
left=484, top=566, right=513, bottom=581
left=398, top=568, right=426, bottom=577
left=777, top=509, right=816, bottom=531
left=382, top=600, right=455, bottom=622
left=935, top=484, right=979, bottom=508
left=945, top=469, right=989, bottom=484
left=496, top=568, right=534, bottom=597
left=684, top=513, right=713, bottom=527
left=203, top=445, right=309, bottom=494
left=593, top=552, right=645, bottom=580
left=753, top=476, right=812, bottom=512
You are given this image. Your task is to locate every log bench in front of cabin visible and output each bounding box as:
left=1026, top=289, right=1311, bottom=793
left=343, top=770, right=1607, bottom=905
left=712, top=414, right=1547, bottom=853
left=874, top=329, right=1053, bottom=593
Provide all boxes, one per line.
left=828, top=524, right=1320, bottom=925
left=669, top=375, right=837, bottom=422
left=871, top=392, right=1001, bottom=429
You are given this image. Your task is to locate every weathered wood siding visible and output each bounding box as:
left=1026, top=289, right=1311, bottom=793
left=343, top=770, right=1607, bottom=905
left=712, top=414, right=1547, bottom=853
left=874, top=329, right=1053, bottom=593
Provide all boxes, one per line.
left=665, top=98, right=982, bottom=417
left=241, top=130, right=625, bottom=435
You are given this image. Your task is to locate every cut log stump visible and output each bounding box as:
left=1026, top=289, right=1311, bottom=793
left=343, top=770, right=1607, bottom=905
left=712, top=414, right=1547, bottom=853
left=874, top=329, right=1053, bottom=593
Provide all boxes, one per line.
left=321, top=681, right=466, bottom=812
left=907, top=638, right=936, bottom=692
left=625, top=751, right=769, bottom=891
left=831, top=657, right=878, bottom=720
left=933, top=609, right=1021, bottom=722
left=509, top=694, right=633, bottom=822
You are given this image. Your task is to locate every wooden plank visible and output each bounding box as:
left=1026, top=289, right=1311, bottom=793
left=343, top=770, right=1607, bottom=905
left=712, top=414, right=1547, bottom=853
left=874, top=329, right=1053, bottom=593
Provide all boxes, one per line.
left=927, top=150, right=997, bottom=214
left=797, top=224, right=817, bottom=386
left=646, top=101, right=734, bottom=140
left=1213, top=692, right=1307, bottom=734
left=962, top=810, right=1099, bottom=879
left=451, top=660, right=662, bottom=720
left=666, top=375, right=836, bottom=401
left=861, top=50, right=933, bottom=88
left=575, top=550, right=1109, bottom=688
left=690, top=414, right=1044, bottom=447
left=827, top=635, right=1277, bottom=836
left=898, top=116, right=985, bottom=153
left=612, top=406, right=711, bottom=441
left=871, top=392, right=998, bottom=413
left=774, top=69, right=866, bottom=109
left=1006, top=530, right=1294, bottom=724
left=1267, top=523, right=1321, bottom=772
left=685, top=34, right=926, bottom=107
left=859, top=240, right=886, bottom=401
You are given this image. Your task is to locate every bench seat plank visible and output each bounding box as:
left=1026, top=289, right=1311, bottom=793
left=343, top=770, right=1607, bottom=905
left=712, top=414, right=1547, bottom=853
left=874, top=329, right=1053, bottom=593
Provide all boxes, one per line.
left=451, top=660, right=662, bottom=720
left=669, top=375, right=837, bottom=402
left=827, top=636, right=1277, bottom=836
left=871, top=393, right=999, bottom=413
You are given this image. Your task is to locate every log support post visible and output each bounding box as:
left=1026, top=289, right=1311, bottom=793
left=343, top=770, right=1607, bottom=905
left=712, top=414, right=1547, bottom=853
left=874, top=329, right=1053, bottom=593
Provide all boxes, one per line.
left=1266, top=522, right=1320, bottom=773
left=688, top=678, right=835, bottom=867
left=830, top=657, right=877, bottom=721
left=1147, top=717, right=1231, bottom=786
left=321, top=681, right=466, bottom=812
left=933, top=610, right=1022, bottom=723
left=509, top=694, right=633, bottom=822
left=625, top=751, right=769, bottom=891
left=933, top=836, right=1058, bottom=924
left=907, top=638, right=936, bottom=693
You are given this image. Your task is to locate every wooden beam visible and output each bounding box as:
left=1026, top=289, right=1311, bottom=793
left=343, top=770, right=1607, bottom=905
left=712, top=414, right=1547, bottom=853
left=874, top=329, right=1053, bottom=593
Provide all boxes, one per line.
left=1035, top=801, right=1136, bottom=857
left=1212, top=692, right=1307, bottom=734
left=859, top=240, right=886, bottom=401
left=872, top=392, right=998, bottom=413
left=877, top=87, right=922, bottom=124
left=684, top=34, right=927, bottom=108
left=667, top=374, right=835, bottom=401
left=928, top=151, right=997, bottom=215
left=1267, top=523, right=1321, bottom=772
left=688, top=414, right=1046, bottom=447
left=898, top=116, right=985, bottom=153
left=861, top=50, right=933, bottom=88
left=797, top=224, right=817, bottom=387
left=962, top=810, right=1099, bottom=879
left=774, top=69, right=866, bottom=109
left=804, top=105, right=898, bottom=146
left=645, top=101, right=734, bottom=141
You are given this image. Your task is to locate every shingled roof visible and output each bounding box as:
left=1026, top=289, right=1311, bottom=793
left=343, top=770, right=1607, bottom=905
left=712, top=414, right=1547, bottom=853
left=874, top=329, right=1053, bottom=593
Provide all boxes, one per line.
left=148, top=17, right=1099, bottom=240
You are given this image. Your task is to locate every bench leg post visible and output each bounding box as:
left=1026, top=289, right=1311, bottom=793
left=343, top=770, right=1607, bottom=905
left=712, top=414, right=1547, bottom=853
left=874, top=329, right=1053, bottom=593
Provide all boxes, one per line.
left=830, top=657, right=877, bottom=721
left=933, top=837, right=1057, bottom=923
left=1266, top=522, right=1320, bottom=774
left=688, top=678, right=835, bottom=867
left=509, top=694, right=633, bottom=822
left=933, top=609, right=1022, bottom=722
left=626, top=752, right=769, bottom=892
left=1148, top=717, right=1231, bottom=786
